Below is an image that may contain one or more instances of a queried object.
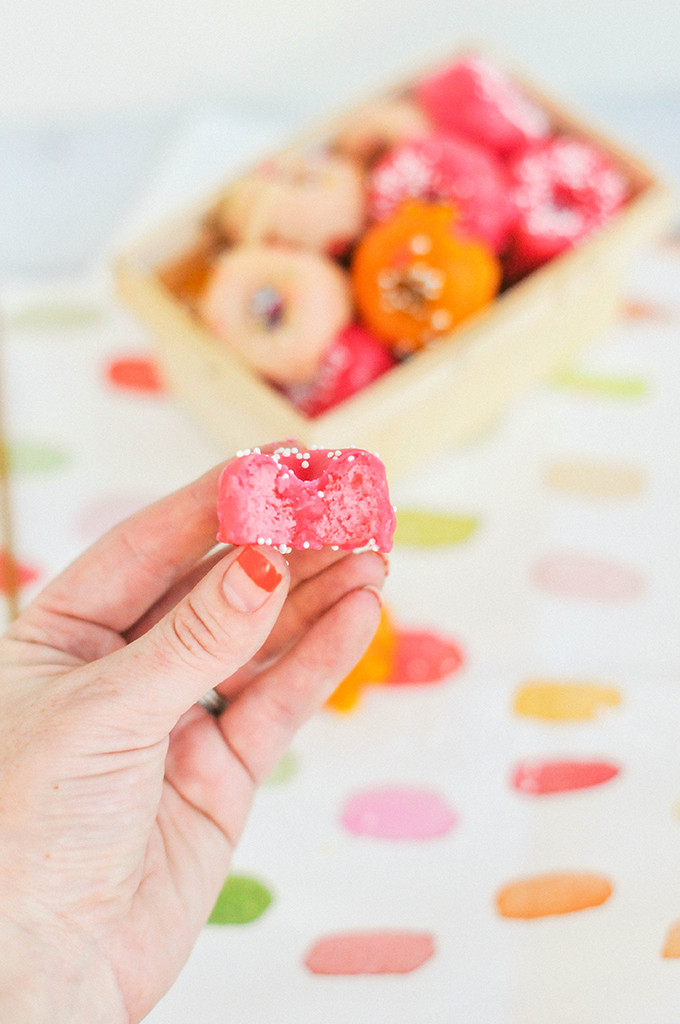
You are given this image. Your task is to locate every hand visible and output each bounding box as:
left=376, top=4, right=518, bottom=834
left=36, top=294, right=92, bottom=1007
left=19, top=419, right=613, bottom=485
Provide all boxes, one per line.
left=0, top=458, right=386, bottom=1023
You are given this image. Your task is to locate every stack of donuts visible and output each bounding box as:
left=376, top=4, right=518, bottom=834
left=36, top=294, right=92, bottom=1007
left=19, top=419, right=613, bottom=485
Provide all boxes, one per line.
left=159, top=52, right=630, bottom=418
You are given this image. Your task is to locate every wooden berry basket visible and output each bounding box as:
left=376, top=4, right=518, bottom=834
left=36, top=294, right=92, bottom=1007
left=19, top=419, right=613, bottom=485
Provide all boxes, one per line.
left=114, top=49, right=673, bottom=482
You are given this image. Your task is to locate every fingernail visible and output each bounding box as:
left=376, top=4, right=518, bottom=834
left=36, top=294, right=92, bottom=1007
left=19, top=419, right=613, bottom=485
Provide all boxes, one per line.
left=361, top=584, right=384, bottom=609
left=223, top=546, right=283, bottom=612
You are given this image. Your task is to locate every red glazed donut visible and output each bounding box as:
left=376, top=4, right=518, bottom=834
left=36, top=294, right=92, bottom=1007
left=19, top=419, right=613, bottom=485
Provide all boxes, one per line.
left=415, top=55, right=550, bottom=158
left=367, top=134, right=516, bottom=253
left=216, top=446, right=397, bottom=553
left=198, top=244, right=352, bottom=385
left=284, top=323, right=397, bottom=418
left=217, top=150, right=365, bottom=255
left=507, top=135, right=629, bottom=275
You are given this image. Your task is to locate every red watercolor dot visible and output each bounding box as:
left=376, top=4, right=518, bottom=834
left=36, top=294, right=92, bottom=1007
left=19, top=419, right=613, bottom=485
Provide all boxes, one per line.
left=511, top=759, right=620, bottom=796
left=387, top=629, right=465, bottom=685
left=105, top=355, right=165, bottom=393
left=304, top=930, right=435, bottom=975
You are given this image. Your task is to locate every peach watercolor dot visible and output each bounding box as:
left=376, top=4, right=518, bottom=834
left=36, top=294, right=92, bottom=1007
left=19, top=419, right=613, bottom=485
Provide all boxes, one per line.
left=496, top=872, right=613, bottom=919
left=544, top=459, right=644, bottom=500
left=304, top=931, right=435, bottom=975
left=531, top=552, right=644, bottom=602
left=341, top=786, right=457, bottom=840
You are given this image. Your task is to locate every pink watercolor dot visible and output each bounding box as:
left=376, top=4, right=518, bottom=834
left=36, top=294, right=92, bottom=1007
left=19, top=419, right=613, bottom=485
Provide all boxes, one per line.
left=304, top=930, right=435, bottom=975
left=531, top=552, right=644, bottom=602
left=341, top=786, right=457, bottom=840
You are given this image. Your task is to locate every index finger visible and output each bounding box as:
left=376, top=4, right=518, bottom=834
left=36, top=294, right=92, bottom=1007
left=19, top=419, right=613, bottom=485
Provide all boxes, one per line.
left=34, top=461, right=226, bottom=634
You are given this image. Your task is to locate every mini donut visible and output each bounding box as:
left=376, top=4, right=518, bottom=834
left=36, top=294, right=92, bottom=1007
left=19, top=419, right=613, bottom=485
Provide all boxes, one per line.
left=216, top=446, right=397, bottom=553
left=333, top=97, right=432, bottom=164
left=506, top=135, right=629, bottom=276
left=352, top=200, right=501, bottom=353
left=284, top=322, right=397, bottom=417
left=367, top=134, right=516, bottom=253
left=415, top=55, right=550, bottom=158
left=216, top=150, right=365, bottom=255
left=198, top=244, right=352, bottom=385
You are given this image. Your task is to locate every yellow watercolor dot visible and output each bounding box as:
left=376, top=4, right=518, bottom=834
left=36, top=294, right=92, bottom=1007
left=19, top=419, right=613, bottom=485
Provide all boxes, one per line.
left=513, top=681, right=622, bottom=722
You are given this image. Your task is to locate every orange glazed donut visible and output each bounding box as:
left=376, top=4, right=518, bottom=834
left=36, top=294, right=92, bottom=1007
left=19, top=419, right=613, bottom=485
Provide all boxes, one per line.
left=352, top=200, right=501, bottom=353
left=334, top=97, right=432, bottom=164
left=198, top=244, right=352, bottom=385
left=217, top=150, right=366, bottom=254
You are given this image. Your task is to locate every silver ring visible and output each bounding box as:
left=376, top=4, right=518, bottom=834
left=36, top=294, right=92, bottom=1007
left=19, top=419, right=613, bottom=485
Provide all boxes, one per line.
left=198, top=688, right=228, bottom=718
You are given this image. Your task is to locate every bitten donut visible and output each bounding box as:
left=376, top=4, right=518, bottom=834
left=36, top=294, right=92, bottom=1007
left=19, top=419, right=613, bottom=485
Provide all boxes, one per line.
left=352, top=200, right=501, bottom=353
left=367, top=133, right=516, bottom=253
left=216, top=150, right=366, bottom=254
left=198, top=244, right=352, bottom=385
left=216, top=446, right=397, bottom=553
left=507, top=135, right=629, bottom=276
left=284, top=323, right=396, bottom=418
left=415, top=54, right=550, bottom=158
left=334, top=97, right=432, bottom=164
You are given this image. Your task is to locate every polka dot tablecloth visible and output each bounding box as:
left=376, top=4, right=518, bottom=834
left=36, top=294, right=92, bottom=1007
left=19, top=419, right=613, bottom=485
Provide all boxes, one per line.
left=2, top=117, right=680, bottom=1023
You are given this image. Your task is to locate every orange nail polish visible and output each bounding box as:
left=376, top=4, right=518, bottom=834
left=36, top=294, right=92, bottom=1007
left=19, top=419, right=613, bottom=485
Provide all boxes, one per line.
left=236, top=546, right=282, bottom=592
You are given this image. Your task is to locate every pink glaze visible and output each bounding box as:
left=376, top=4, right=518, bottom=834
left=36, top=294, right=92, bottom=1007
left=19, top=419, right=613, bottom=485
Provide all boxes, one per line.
left=284, top=323, right=396, bottom=417
left=304, top=931, right=435, bottom=975
left=415, top=55, right=550, bottom=157
left=341, top=786, right=457, bottom=840
left=367, top=133, right=516, bottom=252
left=216, top=447, right=396, bottom=552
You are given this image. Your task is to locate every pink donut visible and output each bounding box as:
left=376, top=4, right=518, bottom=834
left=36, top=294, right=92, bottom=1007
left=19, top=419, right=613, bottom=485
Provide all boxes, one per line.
left=334, top=97, right=432, bottom=164
left=507, top=135, right=629, bottom=276
left=367, top=133, right=516, bottom=253
left=198, top=244, right=352, bottom=385
left=217, top=150, right=365, bottom=254
left=216, top=446, right=396, bottom=552
left=415, top=55, right=550, bottom=158
left=284, top=323, right=396, bottom=417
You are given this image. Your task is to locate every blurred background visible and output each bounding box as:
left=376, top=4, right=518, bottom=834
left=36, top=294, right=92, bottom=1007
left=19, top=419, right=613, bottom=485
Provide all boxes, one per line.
left=2, top=0, right=679, bottom=276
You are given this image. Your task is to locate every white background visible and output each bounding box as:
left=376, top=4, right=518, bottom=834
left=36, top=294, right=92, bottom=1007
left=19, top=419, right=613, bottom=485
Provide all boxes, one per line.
left=2, top=0, right=680, bottom=124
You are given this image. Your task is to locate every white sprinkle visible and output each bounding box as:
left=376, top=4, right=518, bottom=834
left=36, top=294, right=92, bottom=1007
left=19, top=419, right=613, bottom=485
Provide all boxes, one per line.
left=347, top=454, right=355, bottom=462
left=327, top=451, right=334, bottom=457
left=265, top=538, right=273, bottom=545
left=317, top=490, right=325, bottom=497
left=257, top=537, right=265, bottom=545
left=410, top=233, right=432, bottom=255
left=301, top=460, right=309, bottom=468
left=303, top=541, right=310, bottom=549
left=331, top=545, right=339, bottom=551
left=335, top=449, right=342, bottom=456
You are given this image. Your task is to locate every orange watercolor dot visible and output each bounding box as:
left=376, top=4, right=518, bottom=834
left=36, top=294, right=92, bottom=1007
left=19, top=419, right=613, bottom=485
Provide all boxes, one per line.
left=496, top=871, right=613, bottom=919
left=513, top=681, right=621, bottom=722
left=662, top=919, right=680, bottom=958
left=0, top=548, right=40, bottom=594
left=105, top=355, right=165, bottom=393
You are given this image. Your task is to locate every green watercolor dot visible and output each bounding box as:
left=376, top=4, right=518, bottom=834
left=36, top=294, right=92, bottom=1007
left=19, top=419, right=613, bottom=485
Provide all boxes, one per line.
left=8, top=302, right=104, bottom=332
left=395, top=509, right=480, bottom=547
left=208, top=874, right=273, bottom=925
left=8, top=440, right=70, bottom=474
left=264, top=750, right=299, bottom=786
left=551, top=368, right=648, bottom=399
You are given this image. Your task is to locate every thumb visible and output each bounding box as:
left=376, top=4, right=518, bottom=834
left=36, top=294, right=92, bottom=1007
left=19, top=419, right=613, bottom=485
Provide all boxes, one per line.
left=86, top=545, right=289, bottom=733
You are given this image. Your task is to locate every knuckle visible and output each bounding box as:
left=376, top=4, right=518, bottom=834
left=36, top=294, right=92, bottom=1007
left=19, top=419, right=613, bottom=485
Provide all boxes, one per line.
left=167, top=594, right=230, bottom=666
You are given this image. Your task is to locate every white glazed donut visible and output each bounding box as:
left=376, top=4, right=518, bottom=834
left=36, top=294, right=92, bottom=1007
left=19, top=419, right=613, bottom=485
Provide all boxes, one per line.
left=198, top=244, right=353, bottom=385
left=217, top=150, right=365, bottom=255
left=334, top=97, right=432, bottom=164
